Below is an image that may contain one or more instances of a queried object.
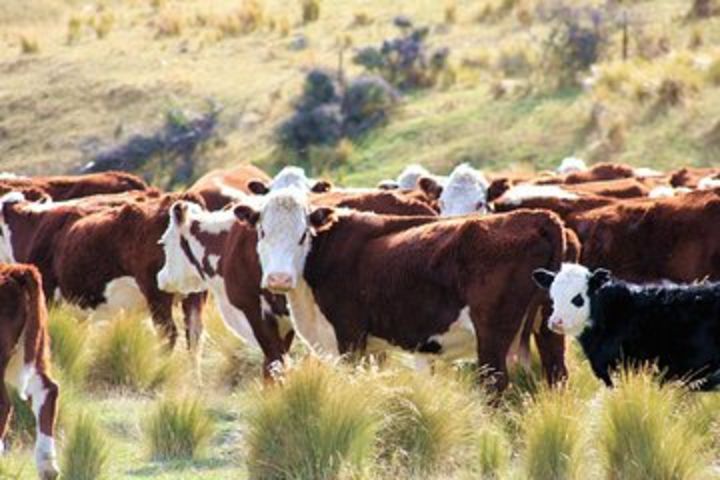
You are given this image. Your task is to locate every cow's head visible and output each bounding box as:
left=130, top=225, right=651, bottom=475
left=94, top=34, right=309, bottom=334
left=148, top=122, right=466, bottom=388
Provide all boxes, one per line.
left=420, top=164, right=488, bottom=217
left=157, top=200, right=213, bottom=294
left=532, top=263, right=611, bottom=336
left=0, top=191, right=25, bottom=263
left=235, top=189, right=336, bottom=293
left=247, top=166, right=332, bottom=195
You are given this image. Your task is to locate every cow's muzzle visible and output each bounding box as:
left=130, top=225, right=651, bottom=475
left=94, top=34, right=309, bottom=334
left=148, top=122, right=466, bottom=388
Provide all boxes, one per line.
left=265, top=273, right=294, bottom=293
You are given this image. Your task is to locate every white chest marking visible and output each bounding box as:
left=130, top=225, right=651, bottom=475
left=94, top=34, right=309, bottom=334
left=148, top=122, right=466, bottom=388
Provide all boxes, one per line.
left=286, top=278, right=339, bottom=356
left=208, top=277, right=260, bottom=350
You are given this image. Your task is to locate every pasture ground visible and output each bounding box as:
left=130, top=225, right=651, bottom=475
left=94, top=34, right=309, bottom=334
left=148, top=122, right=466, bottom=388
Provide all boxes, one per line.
left=2, top=305, right=719, bottom=479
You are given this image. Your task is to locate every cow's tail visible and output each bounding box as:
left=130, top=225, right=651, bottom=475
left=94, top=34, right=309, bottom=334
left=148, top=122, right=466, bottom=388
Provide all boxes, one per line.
left=17, top=266, right=50, bottom=399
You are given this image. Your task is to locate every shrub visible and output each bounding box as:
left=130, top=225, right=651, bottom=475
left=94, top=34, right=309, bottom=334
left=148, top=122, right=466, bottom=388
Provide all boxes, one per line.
left=300, top=0, right=320, bottom=24
left=444, top=1, right=457, bottom=24
left=541, top=4, right=613, bottom=87
left=522, top=386, right=586, bottom=480
left=245, top=358, right=379, bottom=480
left=67, top=16, right=83, bottom=44
left=48, top=306, right=89, bottom=384
left=154, top=12, right=183, bottom=37
left=144, top=396, right=215, bottom=461
left=706, top=57, right=720, bottom=85
left=376, top=369, right=482, bottom=475
left=62, top=413, right=109, bottom=480
left=600, top=369, right=706, bottom=480
left=341, top=76, right=398, bottom=138
left=93, top=12, right=114, bottom=39
left=87, top=313, right=177, bottom=391
left=353, top=20, right=451, bottom=91
left=277, top=70, right=398, bottom=155
left=352, top=12, right=372, bottom=27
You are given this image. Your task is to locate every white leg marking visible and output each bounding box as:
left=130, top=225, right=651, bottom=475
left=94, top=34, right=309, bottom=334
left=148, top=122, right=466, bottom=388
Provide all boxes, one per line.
left=27, top=374, right=58, bottom=476
left=210, top=279, right=260, bottom=350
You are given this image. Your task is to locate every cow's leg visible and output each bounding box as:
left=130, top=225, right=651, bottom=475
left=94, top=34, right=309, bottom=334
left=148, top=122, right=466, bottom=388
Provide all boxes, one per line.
left=534, top=301, right=568, bottom=386
left=181, top=292, right=206, bottom=378
left=143, top=288, right=177, bottom=350
left=0, top=363, right=12, bottom=456
left=27, top=370, right=59, bottom=480
left=470, top=309, right=513, bottom=393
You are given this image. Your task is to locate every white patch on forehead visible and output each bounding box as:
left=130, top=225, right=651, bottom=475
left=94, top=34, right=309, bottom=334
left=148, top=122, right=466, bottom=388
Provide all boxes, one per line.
left=439, top=164, right=489, bottom=216
left=557, top=157, right=587, bottom=174
left=503, top=185, right=579, bottom=205
left=698, top=175, right=720, bottom=190
left=270, top=166, right=312, bottom=191
left=396, top=164, right=431, bottom=189
left=257, top=189, right=313, bottom=288
left=547, top=263, right=592, bottom=337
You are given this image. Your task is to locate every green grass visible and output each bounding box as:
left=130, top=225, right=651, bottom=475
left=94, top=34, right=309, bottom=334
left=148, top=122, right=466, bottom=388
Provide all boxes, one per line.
left=62, top=413, right=110, bottom=480
left=143, top=396, right=215, bottom=461
left=48, top=305, right=89, bottom=384
left=244, top=358, right=380, bottom=480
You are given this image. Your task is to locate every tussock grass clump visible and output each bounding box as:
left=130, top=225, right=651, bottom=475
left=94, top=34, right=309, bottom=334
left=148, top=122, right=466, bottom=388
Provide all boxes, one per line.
left=300, top=0, right=320, bottom=24
left=48, top=306, right=89, bottom=384
left=154, top=11, right=184, bottom=37
left=444, top=1, right=457, bottom=24
left=376, top=369, right=483, bottom=475
left=143, top=396, right=215, bottom=461
left=600, top=369, right=707, bottom=480
left=62, top=413, right=109, bottom=480
left=87, top=313, right=178, bottom=391
left=476, top=424, right=510, bottom=478
left=245, top=358, right=379, bottom=480
left=521, top=386, right=587, bottom=480
left=19, top=33, right=39, bottom=54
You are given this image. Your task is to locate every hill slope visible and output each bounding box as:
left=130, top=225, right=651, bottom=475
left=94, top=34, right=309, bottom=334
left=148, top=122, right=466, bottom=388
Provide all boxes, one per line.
left=1, top=0, right=719, bottom=185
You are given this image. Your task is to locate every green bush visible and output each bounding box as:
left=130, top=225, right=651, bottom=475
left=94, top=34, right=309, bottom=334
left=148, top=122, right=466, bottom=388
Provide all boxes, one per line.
left=143, top=396, right=215, bottom=461
left=62, top=413, right=109, bottom=480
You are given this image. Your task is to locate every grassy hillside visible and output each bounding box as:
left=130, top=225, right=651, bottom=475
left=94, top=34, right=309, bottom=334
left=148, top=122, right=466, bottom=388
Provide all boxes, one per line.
left=1, top=0, right=719, bottom=185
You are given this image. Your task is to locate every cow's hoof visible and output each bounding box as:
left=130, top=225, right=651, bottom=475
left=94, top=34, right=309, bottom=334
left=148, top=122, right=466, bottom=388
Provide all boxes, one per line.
left=38, top=457, right=59, bottom=480
left=39, top=467, right=59, bottom=480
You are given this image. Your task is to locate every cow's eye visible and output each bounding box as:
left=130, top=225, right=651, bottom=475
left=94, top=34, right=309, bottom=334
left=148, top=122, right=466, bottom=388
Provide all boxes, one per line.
left=299, top=231, right=307, bottom=245
left=571, top=294, right=584, bottom=308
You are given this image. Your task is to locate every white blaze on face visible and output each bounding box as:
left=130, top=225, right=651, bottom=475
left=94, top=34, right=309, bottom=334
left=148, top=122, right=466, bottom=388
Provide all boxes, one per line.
left=270, top=166, right=313, bottom=191
left=157, top=201, right=232, bottom=294
left=546, top=263, right=593, bottom=336
left=557, top=157, right=587, bottom=174
left=396, top=164, right=431, bottom=189
left=256, top=190, right=312, bottom=291
left=438, top=164, right=489, bottom=216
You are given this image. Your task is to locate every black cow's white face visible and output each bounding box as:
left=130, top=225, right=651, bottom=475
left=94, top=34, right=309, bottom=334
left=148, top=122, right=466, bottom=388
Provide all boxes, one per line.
left=533, top=263, right=610, bottom=336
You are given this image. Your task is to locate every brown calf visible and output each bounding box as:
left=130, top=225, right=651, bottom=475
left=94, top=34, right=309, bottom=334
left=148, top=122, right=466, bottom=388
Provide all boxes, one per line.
left=0, top=264, right=58, bottom=479
left=188, top=164, right=271, bottom=211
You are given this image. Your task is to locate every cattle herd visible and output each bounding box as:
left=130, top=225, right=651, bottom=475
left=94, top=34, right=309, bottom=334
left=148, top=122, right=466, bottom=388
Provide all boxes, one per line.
left=1, top=160, right=720, bottom=479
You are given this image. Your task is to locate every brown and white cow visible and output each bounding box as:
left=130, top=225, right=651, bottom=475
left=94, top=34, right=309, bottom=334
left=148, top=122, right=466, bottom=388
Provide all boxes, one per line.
left=416, top=163, right=490, bottom=216
left=232, top=189, right=568, bottom=391
left=0, top=191, right=205, bottom=352
left=187, top=164, right=271, bottom=211
left=157, top=189, right=439, bottom=375
left=0, top=171, right=148, bottom=201
left=0, top=264, right=59, bottom=480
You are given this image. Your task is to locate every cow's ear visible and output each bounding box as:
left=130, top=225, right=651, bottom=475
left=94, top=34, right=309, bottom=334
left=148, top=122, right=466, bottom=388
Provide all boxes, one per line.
left=532, top=269, right=556, bottom=290
left=247, top=180, right=270, bottom=195
left=171, top=202, right=189, bottom=225
left=309, top=207, right=337, bottom=232
left=311, top=180, right=332, bottom=193
left=589, top=268, right=611, bottom=292
left=418, top=176, right=443, bottom=199
left=234, top=204, right=260, bottom=226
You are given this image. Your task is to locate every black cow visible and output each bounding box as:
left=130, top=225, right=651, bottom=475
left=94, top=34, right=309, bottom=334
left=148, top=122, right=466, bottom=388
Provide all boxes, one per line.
left=533, top=263, right=720, bottom=390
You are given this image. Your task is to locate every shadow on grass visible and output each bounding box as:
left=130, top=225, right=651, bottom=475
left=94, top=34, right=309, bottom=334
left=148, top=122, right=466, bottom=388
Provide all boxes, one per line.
left=126, top=457, right=235, bottom=477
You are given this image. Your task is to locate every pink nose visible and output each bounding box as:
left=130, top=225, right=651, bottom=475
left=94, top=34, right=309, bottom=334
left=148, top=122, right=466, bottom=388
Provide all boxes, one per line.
left=266, top=273, right=293, bottom=292
left=549, top=318, right=564, bottom=334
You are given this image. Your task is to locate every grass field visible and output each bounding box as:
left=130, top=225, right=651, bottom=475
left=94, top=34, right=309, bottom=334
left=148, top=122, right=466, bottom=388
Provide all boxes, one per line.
left=2, top=305, right=719, bottom=479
